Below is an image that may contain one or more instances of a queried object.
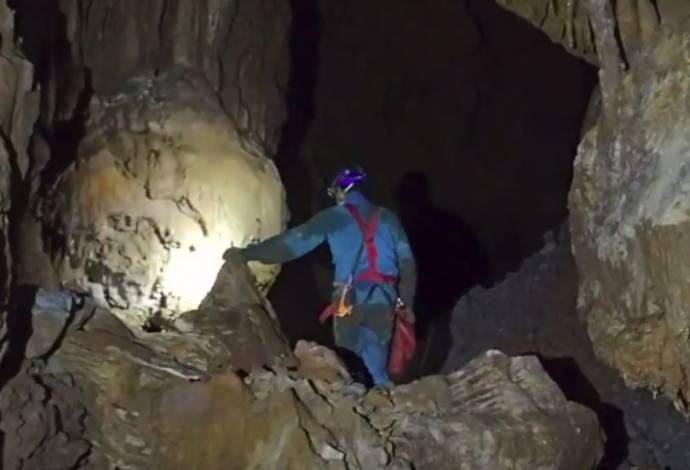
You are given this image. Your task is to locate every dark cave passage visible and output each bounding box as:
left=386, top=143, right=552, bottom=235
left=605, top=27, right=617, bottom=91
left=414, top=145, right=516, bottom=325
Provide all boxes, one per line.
left=270, top=0, right=597, bottom=371
left=4, top=0, right=690, bottom=468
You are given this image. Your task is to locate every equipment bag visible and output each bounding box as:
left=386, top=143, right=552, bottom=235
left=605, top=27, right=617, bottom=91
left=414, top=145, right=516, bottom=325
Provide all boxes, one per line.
left=387, top=307, right=416, bottom=376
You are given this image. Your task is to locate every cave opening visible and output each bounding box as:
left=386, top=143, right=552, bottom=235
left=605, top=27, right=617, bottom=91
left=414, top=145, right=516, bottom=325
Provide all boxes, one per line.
left=271, top=0, right=598, bottom=374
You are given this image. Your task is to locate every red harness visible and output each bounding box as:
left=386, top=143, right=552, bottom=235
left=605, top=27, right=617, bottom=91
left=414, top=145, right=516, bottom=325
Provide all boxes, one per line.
left=344, top=204, right=398, bottom=286
left=319, top=204, right=397, bottom=323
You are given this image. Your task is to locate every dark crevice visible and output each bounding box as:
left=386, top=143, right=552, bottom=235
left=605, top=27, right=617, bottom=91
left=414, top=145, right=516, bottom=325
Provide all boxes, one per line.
left=269, top=0, right=330, bottom=347
left=0, top=284, right=37, bottom=392
left=648, top=0, right=662, bottom=23
left=610, top=0, right=631, bottom=71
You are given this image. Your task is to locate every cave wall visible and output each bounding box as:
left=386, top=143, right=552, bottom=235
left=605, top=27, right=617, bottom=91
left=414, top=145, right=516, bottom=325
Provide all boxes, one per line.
left=494, top=0, right=662, bottom=65
left=15, top=0, right=291, bottom=155
left=39, top=70, right=287, bottom=327
left=570, top=17, right=690, bottom=412
left=1, top=1, right=294, bottom=317
left=0, top=3, right=40, bottom=323
left=496, top=0, right=690, bottom=412
left=305, top=0, right=596, bottom=279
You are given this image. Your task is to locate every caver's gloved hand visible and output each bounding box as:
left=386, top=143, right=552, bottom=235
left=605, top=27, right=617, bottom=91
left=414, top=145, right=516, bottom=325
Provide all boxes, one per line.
left=222, top=246, right=245, bottom=264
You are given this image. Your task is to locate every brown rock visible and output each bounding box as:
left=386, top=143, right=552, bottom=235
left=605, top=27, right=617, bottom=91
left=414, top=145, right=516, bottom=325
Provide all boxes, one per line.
left=0, top=371, right=92, bottom=469
left=39, top=69, right=287, bottom=328
left=494, top=0, right=599, bottom=63
left=24, top=289, right=77, bottom=358
left=0, top=1, right=41, bottom=307
left=3, top=293, right=604, bottom=470
left=493, top=0, right=690, bottom=64
left=169, top=256, right=292, bottom=373
left=381, top=351, right=603, bottom=470
left=294, top=339, right=352, bottom=383
left=56, top=0, right=290, bottom=155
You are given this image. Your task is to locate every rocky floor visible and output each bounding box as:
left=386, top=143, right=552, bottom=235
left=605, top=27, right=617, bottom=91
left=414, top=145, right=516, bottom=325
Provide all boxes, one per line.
left=441, top=224, right=690, bottom=470
left=0, top=255, right=604, bottom=470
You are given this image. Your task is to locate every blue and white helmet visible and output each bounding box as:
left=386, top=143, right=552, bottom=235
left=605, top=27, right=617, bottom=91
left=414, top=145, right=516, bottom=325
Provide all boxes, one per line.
left=328, top=167, right=367, bottom=197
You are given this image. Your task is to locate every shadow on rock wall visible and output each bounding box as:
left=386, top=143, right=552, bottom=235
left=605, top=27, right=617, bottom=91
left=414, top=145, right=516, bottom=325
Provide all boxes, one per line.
left=395, top=171, right=490, bottom=375
left=269, top=0, right=335, bottom=346
left=270, top=0, right=598, bottom=350
left=307, top=0, right=597, bottom=279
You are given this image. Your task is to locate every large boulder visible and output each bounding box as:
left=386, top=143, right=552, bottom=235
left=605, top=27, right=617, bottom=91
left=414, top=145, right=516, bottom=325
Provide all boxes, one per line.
left=0, top=258, right=293, bottom=469
left=570, top=20, right=690, bottom=413
left=40, top=69, right=287, bottom=328
left=443, top=226, right=690, bottom=469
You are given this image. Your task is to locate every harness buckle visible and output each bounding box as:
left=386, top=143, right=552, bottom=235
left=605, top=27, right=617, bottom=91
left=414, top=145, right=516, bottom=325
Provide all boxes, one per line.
left=333, top=277, right=354, bottom=318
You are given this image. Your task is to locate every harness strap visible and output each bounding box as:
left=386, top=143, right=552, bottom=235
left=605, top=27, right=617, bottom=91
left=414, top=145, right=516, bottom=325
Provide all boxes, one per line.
left=344, top=204, right=397, bottom=285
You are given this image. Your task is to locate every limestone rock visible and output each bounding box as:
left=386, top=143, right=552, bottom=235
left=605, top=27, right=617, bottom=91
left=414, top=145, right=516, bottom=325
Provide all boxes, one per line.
left=0, top=1, right=40, bottom=309
left=386, top=351, right=602, bottom=470
left=294, top=339, right=352, bottom=383
left=4, top=314, right=604, bottom=469
left=56, top=0, right=290, bottom=155
left=570, top=19, right=690, bottom=413
left=167, top=256, right=292, bottom=373
left=40, top=69, right=287, bottom=328
left=494, top=0, right=670, bottom=64
left=0, top=371, right=92, bottom=470
left=25, top=288, right=80, bottom=358
left=0, top=264, right=602, bottom=469
left=0, top=2, right=37, bottom=178
left=494, top=0, right=598, bottom=64
left=443, top=226, right=690, bottom=469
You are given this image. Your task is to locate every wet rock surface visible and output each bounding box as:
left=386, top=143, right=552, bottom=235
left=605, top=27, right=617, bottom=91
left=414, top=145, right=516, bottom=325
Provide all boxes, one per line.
left=38, top=69, right=286, bottom=328
left=0, top=260, right=603, bottom=470
left=444, top=226, right=690, bottom=470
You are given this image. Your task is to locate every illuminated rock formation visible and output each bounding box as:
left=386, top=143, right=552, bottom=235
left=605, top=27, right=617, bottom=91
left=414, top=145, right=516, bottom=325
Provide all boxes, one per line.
left=41, top=70, right=287, bottom=328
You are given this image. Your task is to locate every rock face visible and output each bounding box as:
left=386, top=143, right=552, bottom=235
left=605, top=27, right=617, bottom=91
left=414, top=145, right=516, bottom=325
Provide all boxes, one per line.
left=0, top=258, right=604, bottom=469
left=569, top=14, right=690, bottom=412
left=444, top=226, right=690, bottom=470
left=0, top=258, right=290, bottom=469
left=54, top=0, right=291, bottom=155
left=0, top=2, right=40, bottom=307
left=170, top=254, right=292, bottom=373
left=39, top=70, right=287, bottom=328
left=493, top=0, right=690, bottom=418
left=3, top=0, right=293, bottom=306
left=494, top=0, right=690, bottom=65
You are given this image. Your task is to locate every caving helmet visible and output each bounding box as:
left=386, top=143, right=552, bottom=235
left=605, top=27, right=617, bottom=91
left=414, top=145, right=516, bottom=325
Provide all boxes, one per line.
left=327, top=167, right=367, bottom=202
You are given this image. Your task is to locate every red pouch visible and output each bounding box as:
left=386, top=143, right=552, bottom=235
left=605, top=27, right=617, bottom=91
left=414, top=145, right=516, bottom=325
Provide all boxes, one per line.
left=388, top=308, right=416, bottom=376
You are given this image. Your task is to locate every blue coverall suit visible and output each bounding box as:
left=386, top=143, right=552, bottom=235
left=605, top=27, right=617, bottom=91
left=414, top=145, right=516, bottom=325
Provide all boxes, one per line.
left=241, top=190, right=417, bottom=385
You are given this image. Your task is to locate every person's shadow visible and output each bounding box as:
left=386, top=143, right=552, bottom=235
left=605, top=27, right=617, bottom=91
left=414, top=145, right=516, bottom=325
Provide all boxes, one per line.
left=394, top=172, right=490, bottom=376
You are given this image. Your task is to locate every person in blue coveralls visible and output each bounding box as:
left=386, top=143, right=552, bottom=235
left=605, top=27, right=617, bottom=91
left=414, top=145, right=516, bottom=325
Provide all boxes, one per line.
left=225, top=167, right=416, bottom=388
